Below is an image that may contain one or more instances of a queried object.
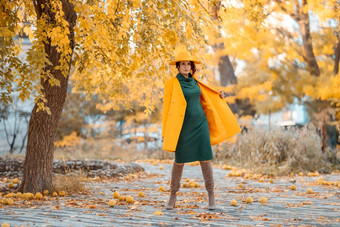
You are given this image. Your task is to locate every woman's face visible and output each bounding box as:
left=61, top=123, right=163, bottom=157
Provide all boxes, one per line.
left=178, top=61, right=191, bottom=75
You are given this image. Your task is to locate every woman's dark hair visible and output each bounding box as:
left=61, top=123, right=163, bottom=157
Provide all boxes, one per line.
left=176, top=61, right=197, bottom=76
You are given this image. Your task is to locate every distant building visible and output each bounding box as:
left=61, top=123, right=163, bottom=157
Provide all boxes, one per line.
left=254, top=98, right=308, bottom=128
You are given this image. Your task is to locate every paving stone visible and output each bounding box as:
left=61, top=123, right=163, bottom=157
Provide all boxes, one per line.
left=0, top=162, right=339, bottom=226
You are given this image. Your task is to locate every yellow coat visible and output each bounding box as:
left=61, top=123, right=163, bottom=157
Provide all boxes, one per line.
left=162, top=75, right=241, bottom=152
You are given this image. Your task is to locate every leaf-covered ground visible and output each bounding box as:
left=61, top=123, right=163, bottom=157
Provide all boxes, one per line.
left=0, top=160, right=339, bottom=226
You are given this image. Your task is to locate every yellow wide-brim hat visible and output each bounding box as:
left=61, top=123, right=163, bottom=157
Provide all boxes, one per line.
left=169, top=49, right=201, bottom=65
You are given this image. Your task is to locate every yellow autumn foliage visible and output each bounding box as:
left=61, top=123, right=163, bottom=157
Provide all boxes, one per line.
left=1, top=0, right=339, bottom=127
left=54, top=131, right=81, bottom=148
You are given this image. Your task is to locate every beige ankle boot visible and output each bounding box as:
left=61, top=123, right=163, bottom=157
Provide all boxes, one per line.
left=200, top=161, right=217, bottom=210
left=166, top=162, right=184, bottom=210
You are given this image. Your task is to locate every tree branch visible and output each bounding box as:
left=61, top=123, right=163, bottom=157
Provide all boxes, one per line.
left=197, top=0, right=215, bottom=19
left=33, top=0, right=43, bottom=19
left=291, top=0, right=301, bottom=21
left=275, top=0, right=298, bottom=21
left=275, top=27, right=308, bottom=62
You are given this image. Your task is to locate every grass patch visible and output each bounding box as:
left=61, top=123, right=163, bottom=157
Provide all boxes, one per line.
left=213, top=125, right=339, bottom=176
left=52, top=173, right=90, bottom=195
left=5, top=125, right=338, bottom=176
left=54, top=137, right=173, bottom=162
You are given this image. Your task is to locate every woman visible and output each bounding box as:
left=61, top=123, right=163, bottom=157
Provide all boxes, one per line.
left=162, top=48, right=241, bottom=210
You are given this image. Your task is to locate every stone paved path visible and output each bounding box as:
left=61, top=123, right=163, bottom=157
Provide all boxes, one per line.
left=0, top=161, right=339, bottom=226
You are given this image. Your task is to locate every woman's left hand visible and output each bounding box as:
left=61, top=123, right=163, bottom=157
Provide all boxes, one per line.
left=219, top=90, right=225, bottom=99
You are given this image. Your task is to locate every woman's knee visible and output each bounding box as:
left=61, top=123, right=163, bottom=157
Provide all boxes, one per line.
left=174, top=162, right=184, bottom=166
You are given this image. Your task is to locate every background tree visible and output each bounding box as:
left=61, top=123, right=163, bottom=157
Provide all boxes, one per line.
left=1, top=96, right=31, bottom=154
left=55, top=88, right=103, bottom=141
left=210, top=1, right=339, bottom=131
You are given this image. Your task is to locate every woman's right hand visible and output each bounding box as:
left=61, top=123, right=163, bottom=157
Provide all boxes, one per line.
left=219, top=90, right=225, bottom=99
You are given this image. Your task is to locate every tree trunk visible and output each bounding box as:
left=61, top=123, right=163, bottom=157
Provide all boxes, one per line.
left=218, top=55, right=237, bottom=86
left=19, top=0, right=77, bottom=193
left=268, top=109, right=271, bottom=130
left=334, top=32, right=340, bottom=75
left=296, top=0, right=320, bottom=76
left=19, top=129, right=28, bottom=154
left=207, top=0, right=237, bottom=87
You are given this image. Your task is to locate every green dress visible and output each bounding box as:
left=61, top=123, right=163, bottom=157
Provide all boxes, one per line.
left=175, top=73, right=213, bottom=163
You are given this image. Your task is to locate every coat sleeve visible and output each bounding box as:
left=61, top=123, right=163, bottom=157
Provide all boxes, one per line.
left=162, top=80, right=172, bottom=138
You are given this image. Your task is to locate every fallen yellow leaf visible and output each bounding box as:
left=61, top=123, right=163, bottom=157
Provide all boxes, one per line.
left=154, top=211, right=164, bottom=215
left=260, top=197, right=267, bottom=204
left=108, top=200, right=117, bottom=207
left=12, top=178, right=19, bottom=184
left=113, top=191, right=120, bottom=199
left=35, top=192, right=43, bottom=200
left=126, top=195, right=134, bottom=203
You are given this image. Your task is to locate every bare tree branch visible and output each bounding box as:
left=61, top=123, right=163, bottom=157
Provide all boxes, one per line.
left=3, top=120, right=10, bottom=146
left=275, top=27, right=309, bottom=62
left=291, top=0, right=301, bottom=21
left=275, top=0, right=297, bottom=20
left=197, top=0, right=215, bottom=19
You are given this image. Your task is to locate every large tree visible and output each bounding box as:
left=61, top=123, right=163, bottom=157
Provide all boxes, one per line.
left=1, top=0, right=217, bottom=193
